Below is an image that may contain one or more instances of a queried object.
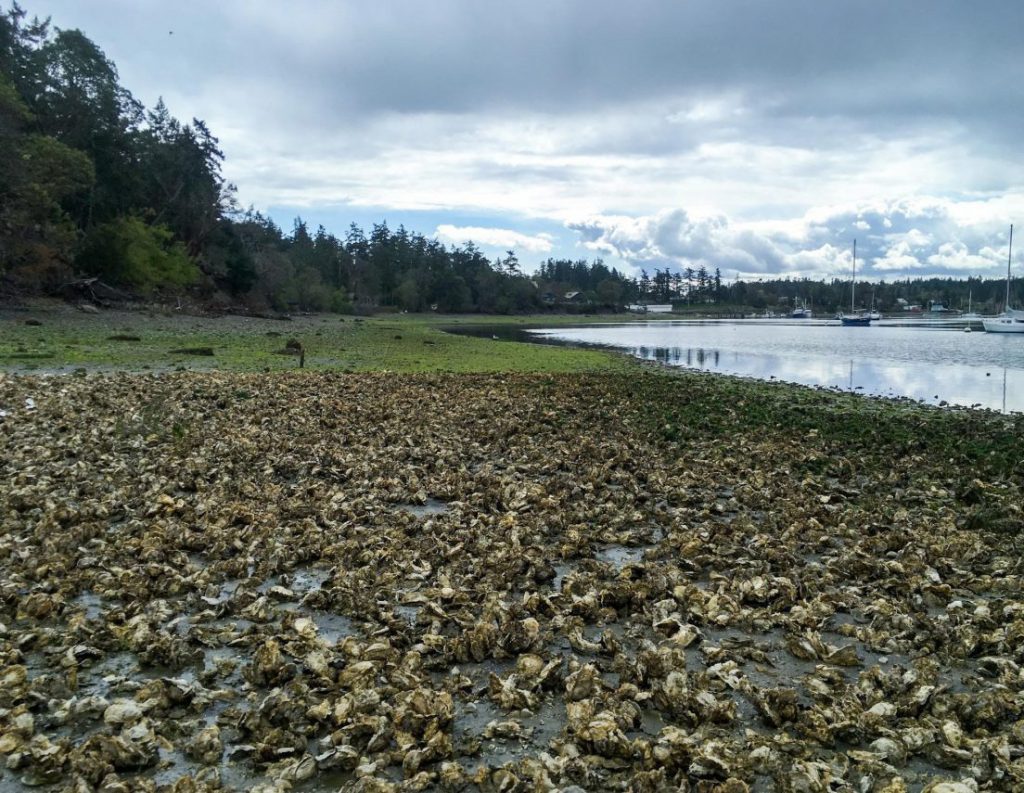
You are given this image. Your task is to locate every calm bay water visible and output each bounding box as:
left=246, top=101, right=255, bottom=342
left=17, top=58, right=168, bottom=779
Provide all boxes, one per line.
left=529, top=319, right=1024, bottom=413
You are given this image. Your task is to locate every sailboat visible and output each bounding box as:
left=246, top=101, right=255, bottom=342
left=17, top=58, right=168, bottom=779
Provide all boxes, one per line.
left=841, top=239, right=872, bottom=326
left=868, top=288, right=881, bottom=321
left=963, top=289, right=981, bottom=332
left=963, top=289, right=981, bottom=319
left=983, top=224, right=1024, bottom=333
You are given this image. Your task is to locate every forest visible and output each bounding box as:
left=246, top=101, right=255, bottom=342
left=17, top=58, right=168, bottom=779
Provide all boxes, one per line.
left=1, top=3, right=1019, bottom=315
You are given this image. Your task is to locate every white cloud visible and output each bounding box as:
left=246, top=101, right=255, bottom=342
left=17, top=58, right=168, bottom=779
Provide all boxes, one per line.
left=434, top=225, right=554, bottom=253
left=926, top=241, right=1005, bottom=271
left=565, top=197, right=1019, bottom=280
left=893, top=228, right=932, bottom=247
left=874, top=241, right=926, bottom=271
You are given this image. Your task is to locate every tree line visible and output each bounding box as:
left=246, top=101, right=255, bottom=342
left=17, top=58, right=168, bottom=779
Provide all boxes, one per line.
left=1, top=4, right=1019, bottom=315
left=710, top=275, right=1019, bottom=315
left=0, top=3, right=639, bottom=313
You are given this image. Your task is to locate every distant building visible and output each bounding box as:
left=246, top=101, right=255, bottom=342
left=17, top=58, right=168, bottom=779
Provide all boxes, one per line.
left=627, top=303, right=672, bottom=313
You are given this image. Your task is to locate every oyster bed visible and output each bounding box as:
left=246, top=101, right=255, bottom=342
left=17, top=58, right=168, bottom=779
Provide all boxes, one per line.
left=1, top=370, right=1024, bottom=792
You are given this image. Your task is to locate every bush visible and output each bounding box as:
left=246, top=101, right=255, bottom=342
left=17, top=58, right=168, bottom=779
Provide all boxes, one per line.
left=329, top=290, right=354, bottom=314
left=77, top=217, right=198, bottom=293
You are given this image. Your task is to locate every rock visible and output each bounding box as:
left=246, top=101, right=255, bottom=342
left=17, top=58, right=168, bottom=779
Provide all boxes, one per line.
left=103, top=699, right=144, bottom=725
left=186, top=725, right=223, bottom=765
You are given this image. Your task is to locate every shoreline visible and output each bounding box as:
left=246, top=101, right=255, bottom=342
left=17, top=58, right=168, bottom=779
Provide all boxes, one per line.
left=2, top=302, right=1017, bottom=420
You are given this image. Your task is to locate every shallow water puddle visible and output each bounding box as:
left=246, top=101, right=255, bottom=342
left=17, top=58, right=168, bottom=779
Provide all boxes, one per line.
left=550, top=561, right=576, bottom=590
left=594, top=544, right=652, bottom=568
left=311, top=612, right=355, bottom=643
left=68, top=591, right=106, bottom=621
left=77, top=650, right=190, bottom=697
left=291, top=567, right=332, bottom=592
left=204, top=579, right=243, bottom=606
left=257, top=566, right=332, bottom=597
left=397, top=498, right=450, bottom=517
left=454, top=696, right=565, bottom=767
left=80, top=651, right=142, bottom=691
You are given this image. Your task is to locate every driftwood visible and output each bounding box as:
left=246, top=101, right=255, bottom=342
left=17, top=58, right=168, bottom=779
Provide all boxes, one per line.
left=59, top=277, right=133, bottom=306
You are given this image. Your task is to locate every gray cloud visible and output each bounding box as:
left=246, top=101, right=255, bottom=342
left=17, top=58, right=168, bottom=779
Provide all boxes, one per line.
left=28, top=0, right=1024, bottom=278
left=37, top=1, right=1024, bottom=124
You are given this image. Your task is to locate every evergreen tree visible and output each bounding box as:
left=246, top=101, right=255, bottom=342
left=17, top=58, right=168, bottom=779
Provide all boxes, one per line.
left=0, top=74, right=93, bottom=287
left=639, top=269, right=651, bottom=299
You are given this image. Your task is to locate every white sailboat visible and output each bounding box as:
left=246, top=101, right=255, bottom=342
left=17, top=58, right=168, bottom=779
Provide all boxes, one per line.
left=963, top=289, right=981, bottom=319
left=963, top=289, right=981, bottom=332
left=983, top=225, right=1024, bottom=333
left=791, top=300, right=813, bottom=319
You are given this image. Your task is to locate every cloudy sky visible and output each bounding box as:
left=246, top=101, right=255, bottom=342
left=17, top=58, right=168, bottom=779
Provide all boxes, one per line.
left=31, top=0, right=1024, bottom=280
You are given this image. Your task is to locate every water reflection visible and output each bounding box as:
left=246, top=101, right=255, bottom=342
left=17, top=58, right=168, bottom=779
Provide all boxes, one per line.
left=638, top=346, right=722, bottom=368
left=529, top=322, right=1024, bottom=414
left=630, top=344, right=1024, bottom=413
left=629, top=346, right=1020, bottom=413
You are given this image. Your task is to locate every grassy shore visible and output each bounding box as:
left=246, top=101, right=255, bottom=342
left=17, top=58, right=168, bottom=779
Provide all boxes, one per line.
left=1, top=302, right=642, bottom=374
left=4, top=301, right=1023, bottom=485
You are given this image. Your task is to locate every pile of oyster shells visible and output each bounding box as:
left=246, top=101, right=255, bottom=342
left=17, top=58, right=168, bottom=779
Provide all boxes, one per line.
left=1, top=370, right=1022, bottom=792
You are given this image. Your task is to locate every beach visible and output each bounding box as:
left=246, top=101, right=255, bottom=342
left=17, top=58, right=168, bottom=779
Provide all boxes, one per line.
left=2, top=356, right=1023, bottom=790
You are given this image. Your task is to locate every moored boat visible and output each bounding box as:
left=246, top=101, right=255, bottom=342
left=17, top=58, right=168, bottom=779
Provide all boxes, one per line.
left=983, top=225, right=1024, bottom=334
left=840, top=240, right=872, bottom=326
left=983, top=308, right=1024, bottom=333
left=868, top=289, right=881, bottom=320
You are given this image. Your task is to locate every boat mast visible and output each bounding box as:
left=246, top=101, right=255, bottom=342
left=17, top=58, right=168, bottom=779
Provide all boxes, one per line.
left=1006, top=224, right=1014, bottom=311
left=851, top=239, right=856, bottom=313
